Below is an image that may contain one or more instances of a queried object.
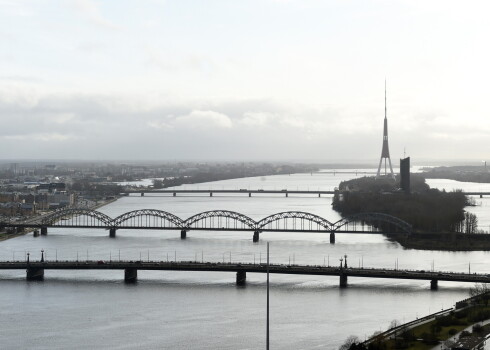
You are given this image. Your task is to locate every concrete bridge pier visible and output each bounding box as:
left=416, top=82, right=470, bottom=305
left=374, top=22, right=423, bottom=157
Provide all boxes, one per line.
left=236, top=271, right=246, bottom=286
left=109, top=228, right=116, bottom=238
left=339, top=273, right=348, bottom=288
left=318, top=193, right=321, bottom=198
left=125, top=268, right=137, bottom=283
left=330, top=232, right=335, bottom=244
left=40, top=226, right=48, bottom=236
left=253, top=231, right=260, bottom=243
left=140, top=192, right=145, bottom=196
left=173, top=192, right=176, bottom=197
left=26, top=267, right=44, bottom=281
left=285, top=193, right=288, bottom=197
left=430, top=279, right=438, bottom=290
left=248, top=193, right=251, bottom=197
left=210, top=192, right=213, bottom=197
left=180, top=230, right=187, bottom=239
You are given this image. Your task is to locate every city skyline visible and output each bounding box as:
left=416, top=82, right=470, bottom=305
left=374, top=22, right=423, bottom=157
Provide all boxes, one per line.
left=1, top=1, right=490, bottom=162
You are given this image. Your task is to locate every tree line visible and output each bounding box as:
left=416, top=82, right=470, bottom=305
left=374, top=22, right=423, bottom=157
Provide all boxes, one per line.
left=332, top=176, right=479, bottom=233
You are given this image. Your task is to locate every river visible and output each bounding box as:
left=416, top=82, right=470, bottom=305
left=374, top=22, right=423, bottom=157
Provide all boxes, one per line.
left=1, top=170, right=490, bottom=349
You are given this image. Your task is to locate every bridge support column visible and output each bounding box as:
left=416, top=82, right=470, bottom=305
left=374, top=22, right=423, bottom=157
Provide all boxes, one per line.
left=173, top=192, right=176, bottom=197
left=180, top=230, right=187, bottom=239
left=318, top=193, right=321, bottom=198
left=124, top=268, right=137, bottom=283
left=339, top=273, right=347, bottom=288
left=236, top=271, right=246, bottom=286
left=141, top=192, right=144, bottom=196
left=430, top=279, right=438, bottom=290
left=285, top=193, right=288, bottom=197
left=249, top=193, right=251, bottom=197
left=26, top=267, right=44, bottom=281
left=480, top=194, right=483, bottom=198
left=40, top=226, right=48, bottom=236
left=109, top=228, right=116, bottom=238
left=33, top=230, right=39, bottom=237
left=253, top=231, right=260, bottom=243
left=210, top=192, right=213, bottom=197
left=330, top=232, right=335, bottom=244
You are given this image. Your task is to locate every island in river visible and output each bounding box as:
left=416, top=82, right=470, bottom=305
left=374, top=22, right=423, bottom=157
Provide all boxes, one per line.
left=332, top=175, right=490, bottom=251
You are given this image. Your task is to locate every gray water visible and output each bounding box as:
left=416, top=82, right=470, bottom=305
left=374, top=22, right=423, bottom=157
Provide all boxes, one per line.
left=1, top=171, right=489, bottom=349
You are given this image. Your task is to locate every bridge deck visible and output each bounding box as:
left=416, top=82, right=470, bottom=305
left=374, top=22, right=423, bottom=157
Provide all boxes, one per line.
left=1, top=261, right=488, bottom=284
left=123, top=189, right=490, bottom=196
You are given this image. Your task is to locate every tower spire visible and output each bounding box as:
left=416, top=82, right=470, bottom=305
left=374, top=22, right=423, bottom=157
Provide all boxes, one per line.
left=385, top=78, right=387, bottom=120
left=376, top=80, right=395, bottom=179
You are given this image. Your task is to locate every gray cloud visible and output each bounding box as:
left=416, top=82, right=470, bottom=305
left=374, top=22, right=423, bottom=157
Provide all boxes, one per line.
left=0, top=90, right=488, bottom=161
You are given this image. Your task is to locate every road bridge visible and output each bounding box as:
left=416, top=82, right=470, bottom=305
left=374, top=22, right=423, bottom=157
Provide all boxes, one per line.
left=122, top=189, right=490, bottom=198
left=0, top=209, right=412, bottom=243
left=1, top=259, right=487, bottom=289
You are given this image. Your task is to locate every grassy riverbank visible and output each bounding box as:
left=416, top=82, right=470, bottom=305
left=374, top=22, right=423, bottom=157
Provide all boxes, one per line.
left=370, top=305, right=490, bottom=350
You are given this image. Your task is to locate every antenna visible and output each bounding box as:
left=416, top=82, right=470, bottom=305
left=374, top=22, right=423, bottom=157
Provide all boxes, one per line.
left=384, top=78, right=387, bottom=120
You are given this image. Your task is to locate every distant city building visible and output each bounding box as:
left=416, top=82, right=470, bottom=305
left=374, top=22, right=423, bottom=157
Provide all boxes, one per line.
left=376, top=81, right=395, bottom=179
left=400, top=157, right=410, bottom=194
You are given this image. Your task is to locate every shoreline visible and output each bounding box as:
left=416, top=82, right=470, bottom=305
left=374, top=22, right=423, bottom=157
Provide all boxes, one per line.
left=389, top=232, right=490, bottom=251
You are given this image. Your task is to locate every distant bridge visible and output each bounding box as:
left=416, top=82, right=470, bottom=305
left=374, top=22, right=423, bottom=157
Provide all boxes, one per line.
left=0, top=209, right=412, bottom=243
left=122, top=189, right=490, bottom=198
left=0, top=259, right=486, bottom=290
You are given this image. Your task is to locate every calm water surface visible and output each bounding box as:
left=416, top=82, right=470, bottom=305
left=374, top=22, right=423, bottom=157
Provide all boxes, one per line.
left=1, top=171, right=489, bottom=349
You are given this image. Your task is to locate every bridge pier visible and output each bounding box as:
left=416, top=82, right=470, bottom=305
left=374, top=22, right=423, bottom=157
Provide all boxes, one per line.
left=109, top=228, right=116, bottom=238
left=40, top=226, right=48, bottom=236
left=210, top=192, right=213, bottom=197
left=285, top=193, right=288, bottom=197
left=253, top=231, right=260, bottom=243
left=330, top=232, right=335, bottom=244
left=480, top=194, right=483, bottom=198
left=339, top=273, right=348, bottom=288
left=318, top=193, right=321, bottom=198
left=124, top=268, right=137, bottom=283
left=173, top=192, right=176, bottom=197
left=33, top=230, right=39, bottom=237
left=180, top=230, right=187, bottom=239
left=430, top=279, right=438, bottom=290
left=141, top=192, right=144, bottom=196
left=26, top=267, right=44, bottom=281
left=249, top=193, right=251, bottom=197
left=236, top=271, right=246, bottom=286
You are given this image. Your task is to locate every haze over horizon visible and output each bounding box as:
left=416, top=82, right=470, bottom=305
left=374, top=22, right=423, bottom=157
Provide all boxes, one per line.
left=1, top=1, right=489, bottom=162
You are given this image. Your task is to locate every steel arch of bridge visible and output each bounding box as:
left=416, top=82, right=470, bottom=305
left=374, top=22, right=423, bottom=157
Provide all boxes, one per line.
left=184, top=210, right=256, bottom=230
left=257, top=211, right=333, bottom=231
left=36, top=208, right=412, bottom=234
left=332, top=212, right=412, bottom=234
left=113, top=209, right=184, bottom=228
left=41, top=208, right=113, bottom=226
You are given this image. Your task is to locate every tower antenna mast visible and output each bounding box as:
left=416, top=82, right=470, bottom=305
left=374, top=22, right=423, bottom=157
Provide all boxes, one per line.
left=376, top=79, right=395, bottom=179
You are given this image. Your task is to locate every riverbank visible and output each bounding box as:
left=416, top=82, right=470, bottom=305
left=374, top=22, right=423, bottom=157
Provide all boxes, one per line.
left=359, top=294, right=490, bottom=349
left=391, top=232, right=490, bottom=251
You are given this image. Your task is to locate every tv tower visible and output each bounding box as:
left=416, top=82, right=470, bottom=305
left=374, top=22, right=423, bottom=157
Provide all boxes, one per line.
left=376, top=80, right=395, bottom=179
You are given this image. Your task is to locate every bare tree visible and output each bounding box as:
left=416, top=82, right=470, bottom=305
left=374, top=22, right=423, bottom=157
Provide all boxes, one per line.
left=339, top=335, right=361, bottom=350
left=470, top=283, right=490, bottom=305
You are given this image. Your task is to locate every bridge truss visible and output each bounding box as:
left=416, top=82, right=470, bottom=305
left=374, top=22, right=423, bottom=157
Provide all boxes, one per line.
left=12, top=208, right=412, bottom=235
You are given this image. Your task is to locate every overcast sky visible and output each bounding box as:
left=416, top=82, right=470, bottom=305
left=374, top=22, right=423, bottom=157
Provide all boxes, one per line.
left=1, top=0, right=489, bottom=163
